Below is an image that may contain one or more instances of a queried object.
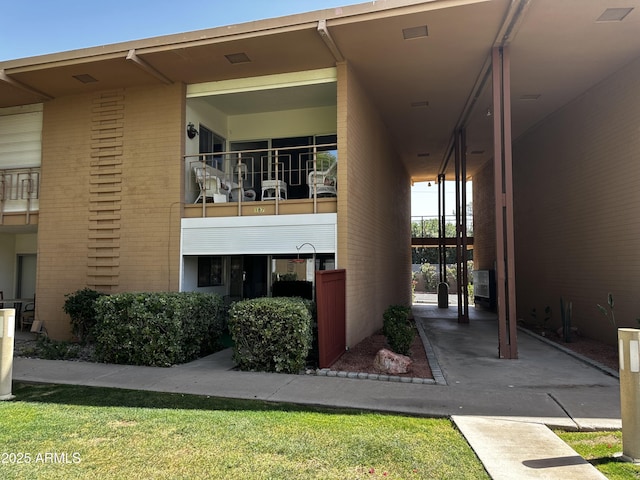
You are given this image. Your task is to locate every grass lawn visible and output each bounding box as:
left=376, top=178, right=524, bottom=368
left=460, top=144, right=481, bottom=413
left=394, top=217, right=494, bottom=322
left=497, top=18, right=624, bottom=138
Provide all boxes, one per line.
left=0, top=383, right=489, bottom=479
left=556, top=430, right=640, bottom=480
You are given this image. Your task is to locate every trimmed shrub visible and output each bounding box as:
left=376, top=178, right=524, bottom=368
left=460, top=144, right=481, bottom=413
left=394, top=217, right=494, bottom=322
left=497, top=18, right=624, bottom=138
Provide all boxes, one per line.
left=383, top=304, right=414, bottom=356
left=420, top=263, right=438, bottom=292
left=63, top=288, right=106, bottom=343
left=35, top=337, right=84, bottom=361
left=229, top=297, right=312, bottom=373
left=94, top=292, right=223, bottom=367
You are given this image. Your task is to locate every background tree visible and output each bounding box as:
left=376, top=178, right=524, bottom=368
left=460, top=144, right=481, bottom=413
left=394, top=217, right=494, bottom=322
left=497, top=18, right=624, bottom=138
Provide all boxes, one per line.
left=411, top=218, right=456, bottom=238
left=411, top=217, right=473, bottom=264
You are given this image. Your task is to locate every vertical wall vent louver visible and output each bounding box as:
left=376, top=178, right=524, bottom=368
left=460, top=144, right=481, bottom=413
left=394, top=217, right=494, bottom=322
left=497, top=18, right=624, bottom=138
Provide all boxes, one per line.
left=87, top=90, right=124, bottom=291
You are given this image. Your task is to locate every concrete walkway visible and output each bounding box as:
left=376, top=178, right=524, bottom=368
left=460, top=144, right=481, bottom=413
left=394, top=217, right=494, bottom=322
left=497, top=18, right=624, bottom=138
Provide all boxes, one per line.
left=414, top=306, right=616, bottom=479
left=10, top=304, right=620, bottom=479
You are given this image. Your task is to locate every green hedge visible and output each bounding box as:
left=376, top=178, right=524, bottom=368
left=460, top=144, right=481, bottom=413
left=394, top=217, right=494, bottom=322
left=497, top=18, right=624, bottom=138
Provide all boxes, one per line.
left=94, top=292, right=224, bottom=367
left=229, top=297, right=312, bottom=373
left=62, top=287, right=106, bottom=344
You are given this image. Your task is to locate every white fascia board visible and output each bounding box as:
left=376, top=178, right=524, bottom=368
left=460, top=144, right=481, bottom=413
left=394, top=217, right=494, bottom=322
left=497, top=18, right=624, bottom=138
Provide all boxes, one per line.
left=181, top=213, right=337, bottom=256
left=187, top=68, right=337, bottom=98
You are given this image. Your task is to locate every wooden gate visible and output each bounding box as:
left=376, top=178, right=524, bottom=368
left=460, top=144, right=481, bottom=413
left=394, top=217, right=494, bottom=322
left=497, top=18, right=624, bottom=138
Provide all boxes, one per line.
left=315, top=269, right=346, bottom=368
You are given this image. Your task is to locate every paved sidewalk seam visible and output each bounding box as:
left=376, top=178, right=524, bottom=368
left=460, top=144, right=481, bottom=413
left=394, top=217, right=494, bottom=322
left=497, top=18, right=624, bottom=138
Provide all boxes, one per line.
left=263, top=375, right=298, bottom=402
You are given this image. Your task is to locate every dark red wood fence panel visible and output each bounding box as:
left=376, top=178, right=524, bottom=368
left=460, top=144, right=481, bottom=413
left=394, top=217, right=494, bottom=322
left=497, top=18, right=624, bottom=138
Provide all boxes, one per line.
left=315, top=269, right=346, bottom=368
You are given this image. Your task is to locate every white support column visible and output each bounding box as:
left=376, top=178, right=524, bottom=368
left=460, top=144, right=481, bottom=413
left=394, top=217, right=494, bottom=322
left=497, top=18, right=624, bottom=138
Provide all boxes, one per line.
left=619, top=328, right=640, bottom=463
left=0, top=309, right=16, bottom=401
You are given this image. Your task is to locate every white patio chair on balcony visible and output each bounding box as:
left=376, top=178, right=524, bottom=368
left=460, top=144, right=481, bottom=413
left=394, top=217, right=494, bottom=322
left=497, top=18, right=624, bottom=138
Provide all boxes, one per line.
left=229, top=187, right=256, bottom=202
left=308, top=160, right=337, bottom=198
left=261, top=179, right=287, bottom=201
left=227, top=162, right=256, bottom=202
left=193, top=165, right=227, bottom=203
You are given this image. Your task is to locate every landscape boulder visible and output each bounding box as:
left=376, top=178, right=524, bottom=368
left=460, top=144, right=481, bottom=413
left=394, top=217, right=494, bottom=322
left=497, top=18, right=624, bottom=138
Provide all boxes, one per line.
left=374, top=348, right=413, bottom=374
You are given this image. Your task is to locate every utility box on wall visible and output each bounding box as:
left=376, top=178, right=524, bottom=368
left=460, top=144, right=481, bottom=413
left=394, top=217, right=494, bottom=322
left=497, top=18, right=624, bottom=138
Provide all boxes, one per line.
left=473, top=270, right=496, bottom=310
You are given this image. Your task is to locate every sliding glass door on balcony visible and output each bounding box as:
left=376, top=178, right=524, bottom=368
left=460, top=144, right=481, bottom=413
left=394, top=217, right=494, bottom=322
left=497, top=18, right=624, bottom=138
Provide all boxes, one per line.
left=228, top=135, right=337, bottom=202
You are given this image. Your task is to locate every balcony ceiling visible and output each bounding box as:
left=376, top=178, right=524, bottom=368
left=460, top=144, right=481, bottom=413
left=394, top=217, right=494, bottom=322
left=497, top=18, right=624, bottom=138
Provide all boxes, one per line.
left=1, top=0, right=639, bottom=182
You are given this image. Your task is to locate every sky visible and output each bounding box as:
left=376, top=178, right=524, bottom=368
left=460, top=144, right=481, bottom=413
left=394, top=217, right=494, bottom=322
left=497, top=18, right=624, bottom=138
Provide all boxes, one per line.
left=411, top=182, right=473, bottom=218
left=0, top=1, right=346, bottom=61
left=0, top=0, right=467, bottom=217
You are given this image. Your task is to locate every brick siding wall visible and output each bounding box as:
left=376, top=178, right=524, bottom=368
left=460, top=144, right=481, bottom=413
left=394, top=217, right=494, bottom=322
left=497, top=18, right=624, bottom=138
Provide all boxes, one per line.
left=38, top=83, right=185, bottom=339
left=513, top=57, right=640, bottom=344
left=337, top=63, right=412, bottom=348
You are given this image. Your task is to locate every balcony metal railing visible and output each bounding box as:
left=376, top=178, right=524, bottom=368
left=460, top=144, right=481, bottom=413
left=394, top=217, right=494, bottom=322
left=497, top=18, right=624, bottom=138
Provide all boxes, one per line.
left=185, top=144, right=337, bottom=217
left=0, top=167, right=40, bottom=222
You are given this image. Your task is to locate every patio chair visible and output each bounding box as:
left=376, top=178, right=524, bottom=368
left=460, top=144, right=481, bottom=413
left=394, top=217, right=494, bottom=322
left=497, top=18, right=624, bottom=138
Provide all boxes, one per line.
left=229, top=187, right=257, bottom=202
left=193, top=165, right=227, bottom=203
left=261, top=179, right=287, bottom=201
left=244, top=189, right=256, bottom=201
left=20, top=296, right=35, bottom=332
left=308, top=160, right=337, bottom=198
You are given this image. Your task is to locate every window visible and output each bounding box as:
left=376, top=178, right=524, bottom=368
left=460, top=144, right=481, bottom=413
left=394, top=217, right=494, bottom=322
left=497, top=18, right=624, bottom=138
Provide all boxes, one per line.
left=198, top=256, right=223, bottom=287
left=0, top=105, right=43, bottom=168
left=229, top=135, right=337, bottom=200
left=199, top=125, right=225, bottom=171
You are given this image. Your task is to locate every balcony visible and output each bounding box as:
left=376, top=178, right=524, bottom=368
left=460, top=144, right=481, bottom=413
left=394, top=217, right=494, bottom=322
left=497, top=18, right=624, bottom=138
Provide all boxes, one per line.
left=184, top=144, right=337, bottom=218
left=0, top=167, right=39, bottom=225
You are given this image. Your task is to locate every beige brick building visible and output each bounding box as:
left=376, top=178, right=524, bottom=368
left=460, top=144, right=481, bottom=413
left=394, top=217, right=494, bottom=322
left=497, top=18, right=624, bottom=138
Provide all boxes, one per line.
left=1, top=0, right=639, bottom=353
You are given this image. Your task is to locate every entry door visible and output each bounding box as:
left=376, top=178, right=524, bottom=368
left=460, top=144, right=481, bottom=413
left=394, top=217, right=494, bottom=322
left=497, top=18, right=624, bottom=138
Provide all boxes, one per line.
left=243, top=255, right=268, bottom=299
left=16, top=254, right=36, bottom=298
left=229, top=255, right=268, bottom=299
left=230, top=256, right=243, bottom=299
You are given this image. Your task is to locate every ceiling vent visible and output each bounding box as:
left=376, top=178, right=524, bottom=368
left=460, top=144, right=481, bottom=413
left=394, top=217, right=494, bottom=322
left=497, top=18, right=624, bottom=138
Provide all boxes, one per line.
left=72, top=74, right=98, bottom=84
left=403, top=25, right=428, bottom=40
left=225, top=53, right=251, bottom=64
left=596, top=8, right=633, bottom=22
left=411, top=101, right=429, bottom=108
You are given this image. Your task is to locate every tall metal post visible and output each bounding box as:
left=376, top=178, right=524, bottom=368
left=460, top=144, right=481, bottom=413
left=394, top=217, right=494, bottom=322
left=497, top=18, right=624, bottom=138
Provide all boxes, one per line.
left=437, top=173, right=447, bottom=284
left=237, top=152, right=243, bottom=217
left=455, top=128, right=469, bottom=323
left=492, top=46, right=518, bottom=359
left=312, top=145, right=318, bottom=214
left=274, top=150, right=280, bottom=216
left=436, top=173, right=449, bottom=307
left=461, top=129, right=469, bottom=321
left=201, top=155, right=206, bottom=218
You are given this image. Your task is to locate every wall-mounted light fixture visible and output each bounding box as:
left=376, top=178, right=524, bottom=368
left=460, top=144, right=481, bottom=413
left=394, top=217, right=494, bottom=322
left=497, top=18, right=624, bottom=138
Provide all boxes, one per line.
left=187, top=122, right=199, bottom=139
